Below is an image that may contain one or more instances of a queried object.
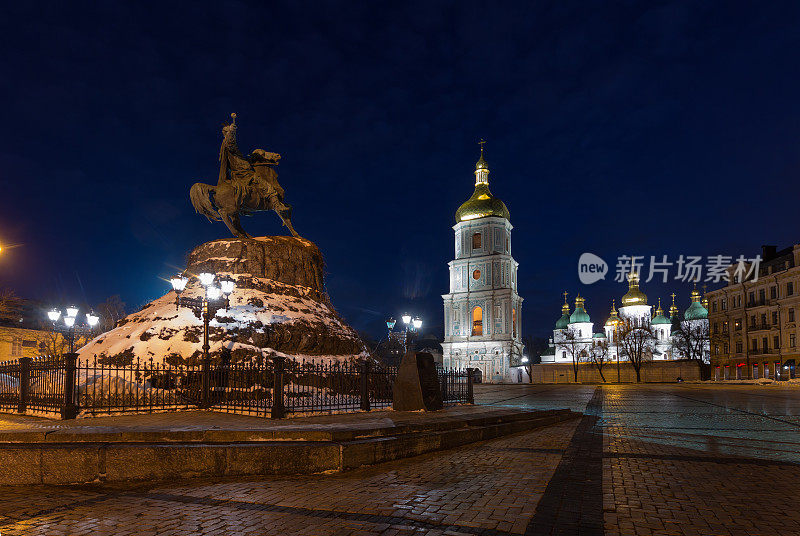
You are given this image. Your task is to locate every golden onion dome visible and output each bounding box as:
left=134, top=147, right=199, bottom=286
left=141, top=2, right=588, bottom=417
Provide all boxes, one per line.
left=455, top=142, right=510, bottom=223
left=455, top=184, right=511, bottom=223
left=620, top=271, right=648, bottom=306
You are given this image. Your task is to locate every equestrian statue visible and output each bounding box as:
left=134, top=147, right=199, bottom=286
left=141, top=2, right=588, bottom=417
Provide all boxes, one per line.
left=190, top=113, right=299, bottom=238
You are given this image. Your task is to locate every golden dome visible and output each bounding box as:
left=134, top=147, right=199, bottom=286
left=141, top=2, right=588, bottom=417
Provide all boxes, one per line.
left=620, top=272, right=648, bottom=306
left=455, top=184, right=511, bottom=222
left=455, top=142, right=510, bottom=223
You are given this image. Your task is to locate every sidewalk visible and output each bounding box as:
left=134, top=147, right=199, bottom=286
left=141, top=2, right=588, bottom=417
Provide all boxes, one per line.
left=0, top=406, right=579, bottom=485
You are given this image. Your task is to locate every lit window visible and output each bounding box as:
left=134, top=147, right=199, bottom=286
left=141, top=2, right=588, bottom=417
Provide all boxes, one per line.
left=512, top=308, right=517, bottom=338
left=472, top=307, right=483, bottom=336
left=472, top=233, right=482, bottom=249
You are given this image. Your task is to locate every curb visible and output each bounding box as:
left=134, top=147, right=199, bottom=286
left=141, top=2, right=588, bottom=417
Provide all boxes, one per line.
left=0, top=409, right=579, bottom=485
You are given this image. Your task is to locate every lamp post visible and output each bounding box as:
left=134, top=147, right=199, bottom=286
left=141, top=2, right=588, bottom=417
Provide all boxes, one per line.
left=47, top=306, right=100, bottom=354
left=170, top=272, right=235, bottom=408
left=399, top=313, right=423, bottom=353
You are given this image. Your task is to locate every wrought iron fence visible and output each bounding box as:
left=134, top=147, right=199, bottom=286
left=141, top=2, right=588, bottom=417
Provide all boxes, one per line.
left=0, top=354, right=471, bottom=419
left=0, top=358, right=21, bottom=412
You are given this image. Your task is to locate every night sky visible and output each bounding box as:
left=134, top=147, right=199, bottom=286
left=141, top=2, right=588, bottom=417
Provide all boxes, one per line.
left=1, top=1, right=799, bottom=340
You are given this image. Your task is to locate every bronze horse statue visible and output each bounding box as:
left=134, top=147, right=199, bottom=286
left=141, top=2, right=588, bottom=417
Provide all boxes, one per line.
left=190, top=114, right=299, bottom=239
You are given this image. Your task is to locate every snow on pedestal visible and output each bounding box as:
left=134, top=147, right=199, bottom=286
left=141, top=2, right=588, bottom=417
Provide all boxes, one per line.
left=78, top=237, right=364, bottom=365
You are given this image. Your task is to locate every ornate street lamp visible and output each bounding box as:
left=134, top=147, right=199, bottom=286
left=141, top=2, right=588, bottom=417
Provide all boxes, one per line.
left=170, top=272, right=235, bottom=407
left=391, top=313, right=423, bottom=353
left=46, top=306, right=100, bottom=353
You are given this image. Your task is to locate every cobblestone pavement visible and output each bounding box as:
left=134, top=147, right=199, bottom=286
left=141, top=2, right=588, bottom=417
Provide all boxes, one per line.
left=1, top=384, right=800, bottom=535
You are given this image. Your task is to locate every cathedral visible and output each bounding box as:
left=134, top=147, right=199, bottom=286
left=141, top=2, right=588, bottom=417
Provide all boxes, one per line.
left=441, top=145, right=527, bottom=383
left=541, top=272, right=711, bottom=364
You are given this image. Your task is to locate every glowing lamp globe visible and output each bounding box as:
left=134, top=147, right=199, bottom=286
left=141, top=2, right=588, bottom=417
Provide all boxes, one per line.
left=402, top=314, right=412, bottom=325
left=220, top=278, right=235, bottom=295
left=63, top=316, right=76, bottom=328
left=198, top=272, right=215, bottom=287
left=86, top=312, right=99, bottom=327
left=66, top=306, right=79, bottom=318
left=412, top=317, right=422, bottom=330
left=206, top=286, right=222, bottom=300
left=47, top=309, right=61, bottom=322
left=386, top=318, right=396, bottom=330
left=170, top=275, right=188, bottom=292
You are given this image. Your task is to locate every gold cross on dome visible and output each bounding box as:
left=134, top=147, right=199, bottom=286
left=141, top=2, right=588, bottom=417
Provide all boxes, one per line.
left=478, top=139, right=486, bottom=152
left=563, top=291, right=569, bottom=304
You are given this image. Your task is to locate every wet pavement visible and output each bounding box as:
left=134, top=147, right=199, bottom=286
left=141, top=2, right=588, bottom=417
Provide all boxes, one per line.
left=1, top=383, right=799, bottom=535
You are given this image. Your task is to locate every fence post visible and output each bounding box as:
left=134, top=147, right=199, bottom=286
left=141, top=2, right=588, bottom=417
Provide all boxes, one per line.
left=360, top=359, right=371, bottom=412
left=440, top=370, right=448, bottom=403
left=61, top=353, right=79, bottom=420
left=466, top=368, right=475, bottom=405
left=201, top=352, right=211, bottom=409
left=18, top=357, right=31, bottom=414
left=271, top=354, right=285, bottom=419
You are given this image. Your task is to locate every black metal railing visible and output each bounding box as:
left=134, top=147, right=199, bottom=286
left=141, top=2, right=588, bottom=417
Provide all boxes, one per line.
left=0, top=354, right=471, bottom=419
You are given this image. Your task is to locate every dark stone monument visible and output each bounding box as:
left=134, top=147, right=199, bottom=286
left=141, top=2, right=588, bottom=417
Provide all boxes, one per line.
left=392, top=351, right=444, bottom=411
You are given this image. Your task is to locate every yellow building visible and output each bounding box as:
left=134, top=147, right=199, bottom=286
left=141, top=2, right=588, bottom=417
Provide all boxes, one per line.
left=0, top=325, right=72, bottom=362
left=706, top=244, right=800, bottom=380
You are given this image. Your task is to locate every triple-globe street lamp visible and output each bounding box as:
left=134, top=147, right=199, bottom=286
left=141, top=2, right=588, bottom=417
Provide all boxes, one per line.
left=387, top=313, right=423, bottom=353
left=170, top=271, right=235, bottom=407
left=170, top=272, right=235, bottom=363
left=47, top=306, right=100, bottom=354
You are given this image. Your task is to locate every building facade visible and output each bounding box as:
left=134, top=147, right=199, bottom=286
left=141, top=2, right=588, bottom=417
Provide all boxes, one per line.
left=706, top=244, right=800, bottom=380
left=541, top=272, right=710, bottom=364
left=441, top=146, right=526, bottom=383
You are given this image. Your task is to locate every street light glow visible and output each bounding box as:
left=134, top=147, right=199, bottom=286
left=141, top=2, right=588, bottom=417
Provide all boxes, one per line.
left=63, top=316, right=76, bottom=328
left=170, top=275, right=188, bottom=292
left=86, top=312, right=99, bottom=327
left=219, top=278, right=235, bottom=295
left=412, top=317, right=422, bottom=330
left=206, top=286, right=222, bottom=300
left=402, top=313, right=411, bottom=324
left=198, top=272, right=215, bottom=286
left=47, top=309, right=61, bottom=322
left=66, top=306, right=79, bottom=318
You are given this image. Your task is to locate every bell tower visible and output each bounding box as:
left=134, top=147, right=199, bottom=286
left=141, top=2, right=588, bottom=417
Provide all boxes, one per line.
left=441, top=143, right=525, bottom=383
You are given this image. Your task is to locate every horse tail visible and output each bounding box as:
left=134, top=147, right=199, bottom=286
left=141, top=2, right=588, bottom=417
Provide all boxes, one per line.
left=190, top=183, right=221, bottom=221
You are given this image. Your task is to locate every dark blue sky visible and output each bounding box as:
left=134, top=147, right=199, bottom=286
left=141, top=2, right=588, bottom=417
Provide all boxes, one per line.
left=1, top=1, right=798, bottom=339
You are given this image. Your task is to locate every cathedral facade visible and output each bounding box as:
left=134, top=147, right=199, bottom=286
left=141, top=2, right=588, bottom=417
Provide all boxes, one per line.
left=542, top=272, right=711, bottom=364
left=441, top=146, right=527, bottom=383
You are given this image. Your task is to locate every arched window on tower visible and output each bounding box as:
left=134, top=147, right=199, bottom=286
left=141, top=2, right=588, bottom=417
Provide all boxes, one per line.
left=512, top=308, right=517, bottom=338
left=472, top=232, right=482, bottom=249
left=472, top=306, right=483, bottom=336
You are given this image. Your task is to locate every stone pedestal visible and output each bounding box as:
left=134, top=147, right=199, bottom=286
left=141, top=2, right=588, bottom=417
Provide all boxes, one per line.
left=187, top=236, right=324, bottom=292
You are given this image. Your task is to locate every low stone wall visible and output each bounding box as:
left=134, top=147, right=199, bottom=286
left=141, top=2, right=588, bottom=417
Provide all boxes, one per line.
left=531, top=360, right=701, bottom=383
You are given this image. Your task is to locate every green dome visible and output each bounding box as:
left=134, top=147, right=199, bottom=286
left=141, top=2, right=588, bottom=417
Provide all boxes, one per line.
left=555, top=313, right=570, bottom=330
left=569, top=307, right=591, bottom=324
left=652, top=313, right=671, bottom=325
left=684, top=302, right=708, bottom=321
left=455, top=183, right=510, bottom=223
left=593, top=333, right=606, bottom=338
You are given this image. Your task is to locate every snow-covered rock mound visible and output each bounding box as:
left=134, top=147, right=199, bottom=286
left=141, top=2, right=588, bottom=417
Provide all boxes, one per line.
left=78, top=237, right=364, bottom=365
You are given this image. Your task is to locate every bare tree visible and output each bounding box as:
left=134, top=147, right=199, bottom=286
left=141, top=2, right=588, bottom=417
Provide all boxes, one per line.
left=0, top=288, right=22, bottom=323
left=555, top=327, right=584, bottom=382
left=675, top=320, right=710, bottom=364
left=97, top=295, right=126, bottom=332
left=618, top=319, right=655, bottom=382
left=589, top=339, right=610, bottom=382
